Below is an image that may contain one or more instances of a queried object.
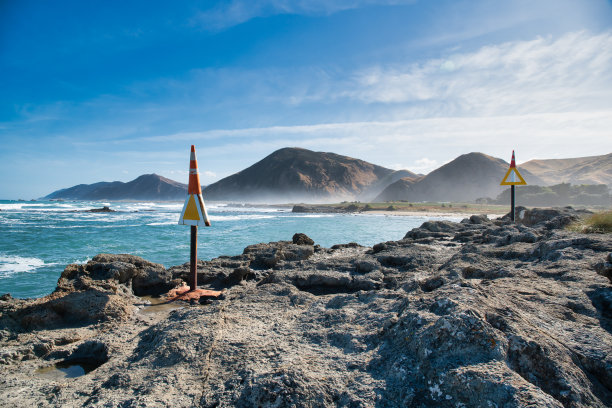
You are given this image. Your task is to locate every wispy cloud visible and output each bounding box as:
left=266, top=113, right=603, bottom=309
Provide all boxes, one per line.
left=193, top=0, right=415, bottom=31
left=332, top=31, right=612, bottom=116
left=139, top=110, right=612, bottom=173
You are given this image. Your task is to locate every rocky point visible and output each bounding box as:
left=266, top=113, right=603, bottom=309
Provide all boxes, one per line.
left=0, top=207, right=610, bottom=407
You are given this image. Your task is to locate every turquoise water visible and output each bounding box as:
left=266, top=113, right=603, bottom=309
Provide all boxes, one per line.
left=0, top=200, right=462, bottom=298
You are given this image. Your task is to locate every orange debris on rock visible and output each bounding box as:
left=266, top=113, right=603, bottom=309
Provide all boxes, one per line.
left=165, top=285, right=223, bottom=302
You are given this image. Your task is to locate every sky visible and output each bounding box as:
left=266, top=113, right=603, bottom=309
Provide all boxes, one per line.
left=1, top=0, right=611, bottom=199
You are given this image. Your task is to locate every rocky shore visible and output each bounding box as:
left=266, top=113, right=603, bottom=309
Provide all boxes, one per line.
left=1, top=207, right=611, bottom=407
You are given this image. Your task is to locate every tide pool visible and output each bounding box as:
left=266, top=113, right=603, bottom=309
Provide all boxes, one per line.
left=0, top=200, right=462, bottom=298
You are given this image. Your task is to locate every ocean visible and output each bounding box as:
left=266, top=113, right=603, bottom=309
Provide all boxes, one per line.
left=0, top=200, right=463, bottom=299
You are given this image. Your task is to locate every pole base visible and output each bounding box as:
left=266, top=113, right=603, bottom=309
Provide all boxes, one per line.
left=165, top=286, right=223, bottom=302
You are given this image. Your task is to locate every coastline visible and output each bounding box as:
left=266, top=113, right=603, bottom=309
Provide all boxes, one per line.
left=288, top=202, right=509, bottom=218
left=1, top=207, right=611, bottom=407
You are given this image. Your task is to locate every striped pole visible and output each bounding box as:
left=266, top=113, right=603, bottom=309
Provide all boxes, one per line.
left=510, top=150, right=516, bottom=222
left=189, top=145, right=200, bottom=291
left=189, top=145, right=202, bottom=195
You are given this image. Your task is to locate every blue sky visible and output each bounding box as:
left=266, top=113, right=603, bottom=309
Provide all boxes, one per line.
left=1, top=0, right=611, bottom=199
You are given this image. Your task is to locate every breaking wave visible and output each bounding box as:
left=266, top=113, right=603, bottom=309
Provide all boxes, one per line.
left=0, top=255, right=56, bottom=277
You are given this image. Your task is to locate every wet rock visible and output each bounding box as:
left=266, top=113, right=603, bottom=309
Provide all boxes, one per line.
left=85, top=206, right=115, bottom=213
left=292, top=233, right=315, bottom=246
left=331, top=242, right=362, bottom=250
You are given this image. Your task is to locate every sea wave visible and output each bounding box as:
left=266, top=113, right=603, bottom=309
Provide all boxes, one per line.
left=209, top=214, right=276, bottom=222
left=212, top=206, right=290, bottom=214
left=0, top=202, right=87, bottom=210
left=0, top=255, right=56, bottom=276
left=288, top=214, right=336, bottom=218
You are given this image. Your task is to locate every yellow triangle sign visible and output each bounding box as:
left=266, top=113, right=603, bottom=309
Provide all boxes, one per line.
left=500, top=167, right=527, bottom=186
left=178, top=194, right=211, bottom=226
left=183, top=195, right=200, bottom=220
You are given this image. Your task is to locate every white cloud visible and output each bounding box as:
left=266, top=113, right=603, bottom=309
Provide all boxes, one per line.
left=143, top=110, right=612, bottom=176
left=341, top=31, right=612, bottom=116
left=193, top=0, right=415, bottom=31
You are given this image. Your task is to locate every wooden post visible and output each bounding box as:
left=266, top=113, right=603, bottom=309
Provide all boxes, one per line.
left=511, top=185, right=515, bottom=222
left=190, top=225, right=197, bottom=291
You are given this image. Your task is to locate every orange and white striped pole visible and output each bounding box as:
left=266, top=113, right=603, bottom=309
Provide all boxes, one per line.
left=189, top=146, right=199, bottom=291
left=178, top=145, right=211, bottom=291
left=189, top=145, right=202, bottom=195
left=510, top=150, right=516, bottom=222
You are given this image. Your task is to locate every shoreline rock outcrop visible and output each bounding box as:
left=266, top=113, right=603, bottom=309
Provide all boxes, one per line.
left=0, top=207, right=611, bottom=407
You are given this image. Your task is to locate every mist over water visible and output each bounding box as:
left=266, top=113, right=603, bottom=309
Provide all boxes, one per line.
left=0, top=200, right=462, bottom=298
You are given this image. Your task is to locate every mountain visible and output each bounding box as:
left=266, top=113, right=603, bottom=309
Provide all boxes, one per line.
left=521, top=153, right=612, bottom=187
left=44, top=150, right=611, bottom=203
left=203, top=147, right=396, bottom=202
left=45, top=174, right=188, bottom=200
left=357, top=169, right=420, bottom=201
left=374, top=152, right=544, bottom=202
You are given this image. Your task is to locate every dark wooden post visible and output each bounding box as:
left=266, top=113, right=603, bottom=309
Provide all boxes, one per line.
left=190, top=225, right=197, bottom=291
left=511, top=185, right=515, bottom=222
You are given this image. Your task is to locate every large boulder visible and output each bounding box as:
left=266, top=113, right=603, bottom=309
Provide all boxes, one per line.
left=0, top=254, right=176, bottom=331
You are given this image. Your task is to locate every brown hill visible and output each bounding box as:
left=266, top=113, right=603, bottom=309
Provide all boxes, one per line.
left=521, top=153, right=612, bottom=186
left=203, top=147, right=395, bottom=202
left=358, top=169, right=420, bottom=201
left=374, top=152, right=544, bottom=202
left=45, top=174, right=189, bottom=200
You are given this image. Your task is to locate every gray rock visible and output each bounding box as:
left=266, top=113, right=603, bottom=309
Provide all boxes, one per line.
left=292, top=232, right=315, bottom=246
left=1, top=209, right=611, bottom=407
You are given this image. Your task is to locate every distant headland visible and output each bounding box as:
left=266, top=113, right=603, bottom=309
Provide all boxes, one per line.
left=44, top=148, right=612, bottom=204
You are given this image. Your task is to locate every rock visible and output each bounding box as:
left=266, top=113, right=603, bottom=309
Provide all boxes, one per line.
left=331, top=242, right=362, bottom=250
left=292, top=233, right=315, bottom=246
left=292, top=205, right=310, bottom=213
left=85, top=206, right=116, bottom=213
left=506, top=206, right=592, bottom=229
left=469, top=214, right=490, bottom=224
left=0, top=254, right=175, bottom=331
left=1, top=210, right=611, bottom=407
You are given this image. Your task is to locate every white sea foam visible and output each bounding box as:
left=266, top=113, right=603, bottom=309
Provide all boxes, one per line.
left=212, top=206, right=290, bottom=214
left=209, top=214, right=276, bottom=222
left=0, top=203, right=40, bottom=210
left=0, top=255, right=56, bottom=276
left=117, top=202, right=184, bottom=212
left=0, top=203, right=83, bottom=212
left=288, top=214, right=336, bottom=218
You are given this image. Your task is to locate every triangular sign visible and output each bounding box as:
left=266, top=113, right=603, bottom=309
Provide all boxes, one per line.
left=500, top=167, right=527, bottom=186
left=179, top=194, right=211, bottom=226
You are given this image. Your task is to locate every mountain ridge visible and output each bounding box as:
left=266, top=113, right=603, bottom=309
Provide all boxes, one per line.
left=374, top=152, right=545, bottom=202
left=203, top=147, right=398, bottom=203
left=44, top=149, right=612, bottom=203
left=521, top=153, right=612, bottom=186
left=44, top=174, right=190, bottom=201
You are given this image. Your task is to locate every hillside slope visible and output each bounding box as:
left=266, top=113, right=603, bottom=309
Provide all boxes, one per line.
left=204, top=147, right=395, bottom=202
left=521, top=153, right=612, bottom=186
left=374, top=152, right=543, bottom=202
left=45, top=174, right=188, bottom=200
